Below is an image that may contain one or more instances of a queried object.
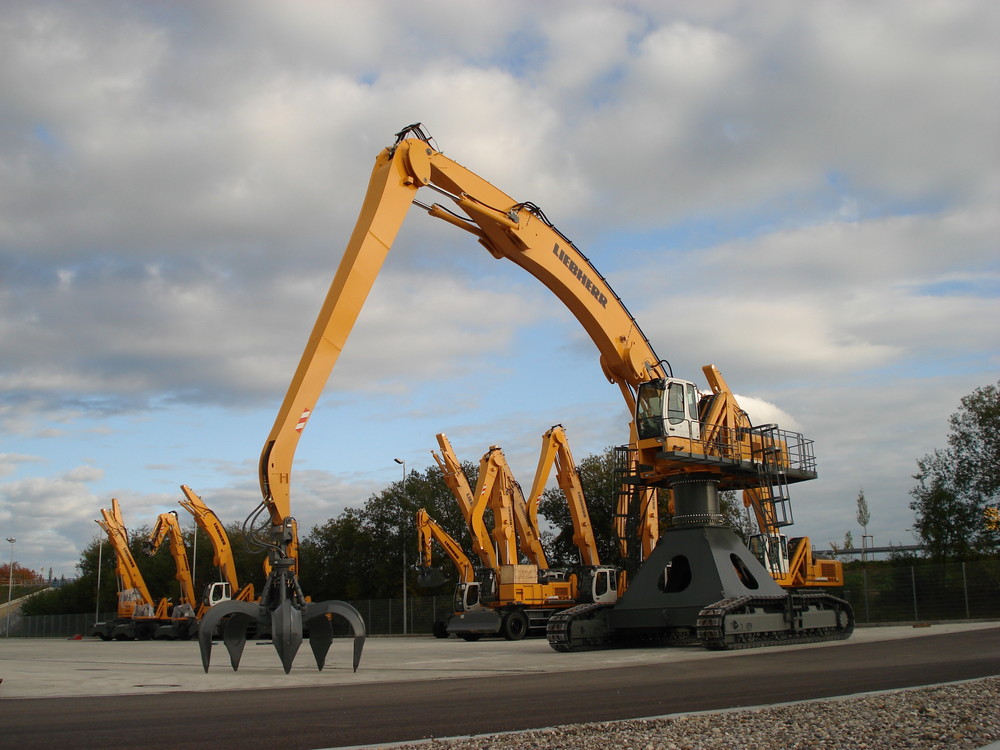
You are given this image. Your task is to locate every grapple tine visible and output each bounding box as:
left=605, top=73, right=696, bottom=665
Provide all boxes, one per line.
left=352, top=632, right=364, bottom=673
left=271, top=598, right=303, bottom=674
left=222, top=613, right=253, bottom=671
left=305, top=613, right=333, bottom=671
left=195, top=524, right=367, bottom=674
left=198, top=622, right=215, bottom=673
left=197, top=601, right=260, bottom=672
left=306, top=600, right=367, bottom=672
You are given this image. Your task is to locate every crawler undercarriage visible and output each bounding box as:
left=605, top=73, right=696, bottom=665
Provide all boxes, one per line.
left=547, top=508, right=854, bottom=653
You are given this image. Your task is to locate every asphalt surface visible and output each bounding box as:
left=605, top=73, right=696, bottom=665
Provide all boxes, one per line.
left=1, top=621, right=998, bottom=750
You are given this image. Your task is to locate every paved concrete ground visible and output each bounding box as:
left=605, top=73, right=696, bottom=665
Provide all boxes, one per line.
left=1, top=621, right=997, bottom=700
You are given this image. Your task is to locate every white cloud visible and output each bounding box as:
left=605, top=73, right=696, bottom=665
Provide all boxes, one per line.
left=0, top=453, right=45, bottom=477
left=1, top=0, right=997, bottom=575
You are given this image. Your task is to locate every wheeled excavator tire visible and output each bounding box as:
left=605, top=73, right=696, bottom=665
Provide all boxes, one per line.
left=501, top=610, right=529, bottom=641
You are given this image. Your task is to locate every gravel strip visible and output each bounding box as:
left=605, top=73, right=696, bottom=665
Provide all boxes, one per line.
left=382, top=676, right=1000, bottom=750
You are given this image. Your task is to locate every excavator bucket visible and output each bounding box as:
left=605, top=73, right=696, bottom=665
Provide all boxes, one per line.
left=417, top=566, right=448, bottom=589
left=198, top=597, right=366, bottom=674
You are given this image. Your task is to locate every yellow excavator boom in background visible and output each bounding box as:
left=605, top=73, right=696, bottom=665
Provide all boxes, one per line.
left=415, top=508, right=476, bottom=586
left=90, top=499, right=172, bottom=641
left=431, top=433, right=498, bottom=571
left=147, top=511, right=197, bottom=608
left=144, top=510, right=201, bottom=640
left=527, top=425, right=602, bottom=568
left=178, top=484, right=257, bottom=607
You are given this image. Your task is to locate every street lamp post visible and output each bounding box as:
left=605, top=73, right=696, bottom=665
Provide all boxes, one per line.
left=5, top=537, right=15, bottom=638
left=95, top=538, right=103, bottom=625
left=394, top=458, right=407, bottom=636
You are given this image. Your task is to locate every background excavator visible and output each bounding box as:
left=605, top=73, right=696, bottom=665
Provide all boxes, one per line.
left=433, top=435, right=618, bottom=641
left=89, top=499, right=172, bottom=641
left=413, top=507, right=479, bottom=638
left=431, top=433, right=497, bottom=573
left=528, top=425, right=604, bottom=570
left=178, top=485, right=257, bottom=610
left=144, top=511, right=198, bottom=639
left=307, top=124, right=851, bottom=652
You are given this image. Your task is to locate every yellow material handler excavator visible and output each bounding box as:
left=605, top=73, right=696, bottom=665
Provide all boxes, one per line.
left=144, top=511, right=199, bottom=639
left=178, top=485, right=257, bottom=611
left=287, top=123, right=850, bottom=653
left=435, top=435, right=619, bottom=641
left=413, top=507, right=481, bottom=638
left=89, top=499, right=172, bottom=641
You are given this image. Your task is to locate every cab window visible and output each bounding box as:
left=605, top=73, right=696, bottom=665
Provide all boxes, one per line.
left=594, top=570, right=608, bottom=597
left=667, top=382, right=687, bottom=424
left=686, top=383, right=699, bottom=420
left=636, top=381, right=666, bottom=439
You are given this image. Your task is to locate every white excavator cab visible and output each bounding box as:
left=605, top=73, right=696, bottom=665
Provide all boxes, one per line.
left=453, top=581, right=481, bottom=612
left=749, top=534, right=790, bottom=577
left=202, top=581, right=232, bottom=608
left=635, top=378, right=701, bottom=442
left=583, top=566, right=619, bottom=605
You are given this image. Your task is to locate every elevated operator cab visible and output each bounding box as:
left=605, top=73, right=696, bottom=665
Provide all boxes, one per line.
left=635, top=378, right=701, bottom=442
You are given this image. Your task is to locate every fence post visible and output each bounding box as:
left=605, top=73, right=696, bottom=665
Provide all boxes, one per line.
left=962, top=562, right=970, bottom=619
left=862, top=568, right=870, bottom=623
left=911, top=566, right=918, bottom=620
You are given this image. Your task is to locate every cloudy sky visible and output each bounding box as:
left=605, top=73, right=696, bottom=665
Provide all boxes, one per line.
left=1, top=1, right=997, bottom=579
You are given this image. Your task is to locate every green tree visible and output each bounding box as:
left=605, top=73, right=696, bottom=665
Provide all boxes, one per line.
left=24, top=531, right=122, bottom=616
left=536, top=448, right=622, bottom=567
left=856, top=488, right=871, bottom=536
left=299, top=462, right=474, bottom=601
left=947, top=381, right=1000, bottom=500
left=910, top=380, right=1000, bottom=560
left=910, top=454, right=981, bottom=562
left=720, top=489, right=758, bottom=545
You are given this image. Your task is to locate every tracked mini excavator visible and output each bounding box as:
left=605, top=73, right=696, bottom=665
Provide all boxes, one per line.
left=213, top=123, right=850, bottom=659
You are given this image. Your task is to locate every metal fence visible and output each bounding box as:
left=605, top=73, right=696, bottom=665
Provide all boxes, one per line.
left=841, top=560, right=1000, bottom=624
left=7, top=561, right=1000, bottom=638
left=6, top=596, right=457, bottom=639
